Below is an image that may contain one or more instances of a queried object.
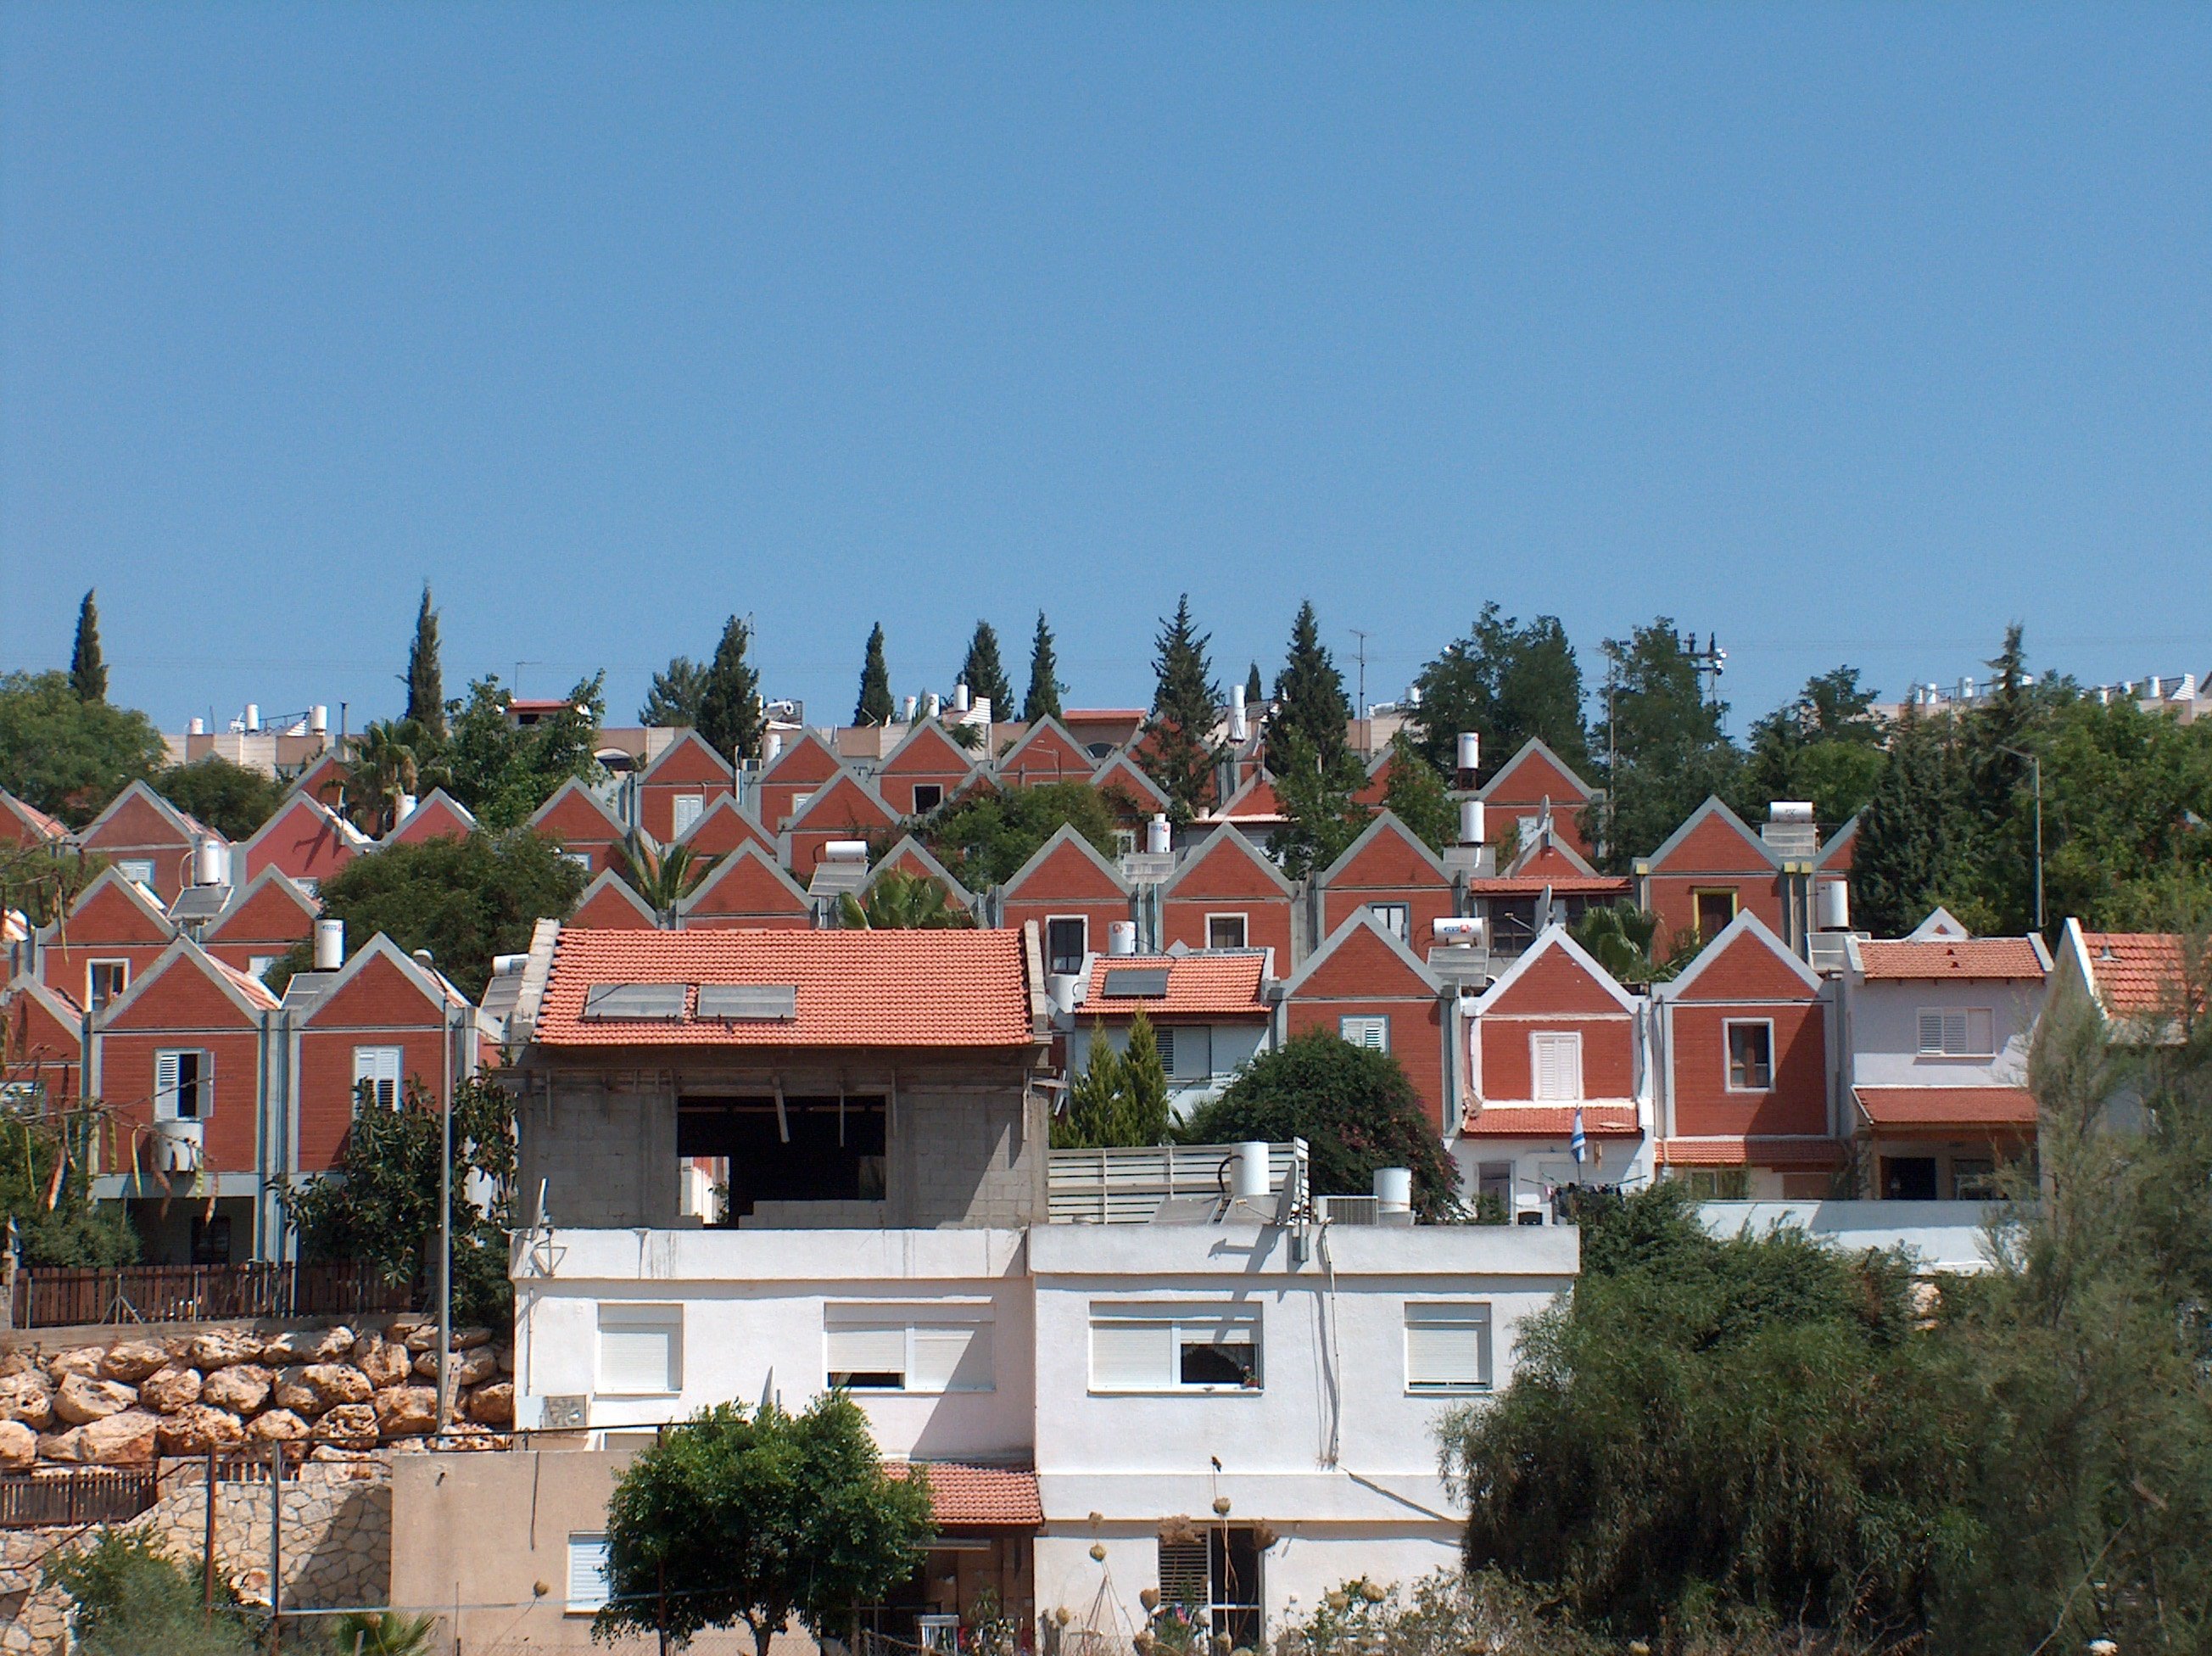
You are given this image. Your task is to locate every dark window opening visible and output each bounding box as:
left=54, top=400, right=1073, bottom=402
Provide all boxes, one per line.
left=189, top=1215, right=232, bottom=1265
left=1045, top=918, right=1088, bottom=976
left=1695, top=889, right=1738, bottom=940
left=911, top=784, right=944, bottom=814
left=1882, top=1156, right=1940, bottom=1201
left=1178, top=1334, right=1258, bottom=1388
left=831, top=1370, right=903, bottom=1390
left=678, top=1096, right=887, bottom=1222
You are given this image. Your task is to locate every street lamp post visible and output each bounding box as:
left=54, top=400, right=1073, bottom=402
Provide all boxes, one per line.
left=2001, top=747, right=2044, bottom=932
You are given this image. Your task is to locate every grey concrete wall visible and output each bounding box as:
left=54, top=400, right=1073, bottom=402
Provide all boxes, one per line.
left=521, top=1075, right=682, bottom=1229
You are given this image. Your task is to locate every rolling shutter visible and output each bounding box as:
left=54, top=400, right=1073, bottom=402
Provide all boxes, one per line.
left=824, top=1320, right=907, bottom=1384
left=567, top=1536, right=611, bottom=1612
left=910, top=1322, right=992, bottom=1393
left=1090, top=1318, right=1171, bottom=1390
left=596, top=1306, right=680, bottom=1395
left=1405, top=1305, right=1491, bottom=1391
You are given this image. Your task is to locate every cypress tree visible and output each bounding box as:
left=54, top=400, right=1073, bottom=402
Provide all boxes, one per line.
left=639, top=657, right=705, bottom=727
left=68, top=590, right=106, bottom=703
left=405, top=585, right=445, bottom=738
left=696, top=616, right=767, bottom=762
left=1146, top=596, right=1224, bottom=822
left=855, top=624, right=895, bottom=725
left=1271, top=600, right=1351, bottom=766
left=958, top=622, right=1014, bottom=718
left=1116, top=1012, right=1171, bottom=1145
left=1023, top=613, right=1064, bottom=724
left=1852, top=711, right=1966, bottom=937
left=1244, top=662, right=1264, bottom=715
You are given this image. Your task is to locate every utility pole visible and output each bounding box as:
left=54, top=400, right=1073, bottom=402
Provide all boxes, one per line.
left=1349, top=629, right=1371, bottom=758
left=2001, top=747, right=2045, bottom=932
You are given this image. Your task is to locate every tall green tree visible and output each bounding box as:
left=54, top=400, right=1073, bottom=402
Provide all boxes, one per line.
left=425, top=672, right=606, bottom=831
left=854, top=624, right=895, bottom=725
left=1736, top=665, right=1887, bottom=829
left=639, top=657, right=706, bottom=727
left=1022, top=611, right=1064, bottom=723
left=1268, top=728, right=1371, bottom=880
left=1271, top=600, right=1352, bottom=766
left=696, top=616, right=767, bottom=761
left=69, top=590, right=106, bottom=703
left=1145, top=596, right=1225, bottom=822
left=403, top=585, right=445, bottom=739
left=1851, top=708, right=1971, bottom=937
left=1590, top=618, right=1740, bottom=870
left=1244, top=661, right=1265, bottom=713
left=1053, top=1026, right=1129, bottom=1149
left=958, top=620, right=1014, bottom=716
left=922, top=781, right=1121, bottom=892
left=1410, top=604, right=1587, bottom=775
left=595, top=1395, right=935, bottom=1656
left=1118, top=1011, right=1172, bottom=1145
left=0, top=671, right=166, bottom=825
left=1380, top=733, right=1459, bottom=854
left=150, top=756, right=286, bottom=842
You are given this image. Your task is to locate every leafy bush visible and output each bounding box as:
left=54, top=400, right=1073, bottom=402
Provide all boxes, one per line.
left=43, top=1533, right=260, bottom=1656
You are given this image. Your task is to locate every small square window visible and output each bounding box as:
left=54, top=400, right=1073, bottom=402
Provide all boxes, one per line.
left=1530, top=1030, right=1583, bottom=1101
left=1725, top=1021, right=1774, bottom=1090
left=1045, top=917, right=1088, bottom=977
left=671, top=795, right=705, bottom=835
left=1366, top=902, right=1410, bottom=938
left=597, top=1304, right=682, bottom=1396
left=116, top=859, right=157, bottom=888
left=910, top=783, right=944, bottom=814
left=352, top=1046, right=404, bottom=1111
left=154, top=1049, right=209, bottom=1121
left=1405, top=1303, right=1493, bottom=1393
left=1693, top=888, right=1738, bottom=941
left=1339, top=1015, right=1389, bottom=1053
left=1205, top=914, right=1248, bottom=950
left=87, top=961, right=129, bottom=1011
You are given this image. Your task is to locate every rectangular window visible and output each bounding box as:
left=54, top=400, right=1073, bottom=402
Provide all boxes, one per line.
left=352, top=1046, right=404, bottom=1111
left=596, top=1304, right=681, bottom=1396
left=1366, top=902, right=1410, bottom=939
left=154, top=1050, right=208, bottom=1122
left=824, top=1308, right=993, bottom=1393
left=671, top=794, right=704, bottom=835
left=1530, top=1031, right=1584, bottom=1101
left=1693, top=888, right=1738, bottom=940
left=1405, top=1303, right=1493, bottom=1393
left=1916, top=1009, right=1995, bottom=1057
left=1667, top=1166, right=1750, bottom=1200
left=116, top=859, right=157, bottom=888
left=1045, top=917, right=1089, bottom=977
left=567, top=1535, right=612, bottom=1614
left=910, top=783, right=944, bottom=814
left=1091, top=1306, right=1260, bottom=1392
left=1338, top=1015, right=1389, bottom=1053
left=1158, top=1024, right=1213, bottom=1083
left=1205, top=914, right=1248, bottom=950
left=189, top=1215, right=232, bottom=1266
left=1724, top=1021, right=1774, bottom=1090
left=561, top=850, right=592, bottom=871
left=1951, top=1157, right=1999, bottom=1200
left=1157, top=1530, right=1262, bottom=1652
left=87, top=960, right=129, bottom=1011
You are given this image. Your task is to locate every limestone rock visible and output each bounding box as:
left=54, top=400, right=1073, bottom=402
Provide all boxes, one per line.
left=400, top=1324, right=438, bottom=1354
left=53, top=1375, right=137, bottom=1427
left=136, top=1365, right=204, bottom=1414
left=0, top=1349, right=32, bottom=1379
left=156, top=1404, right=245, bottom=1457
left=200, top=1362, right=274, bottom=1414
left=260, top=1325, right=355, bottom=1364
left=75, top=1408, right=159, bottom=1465
left=302, top=1363, right=374, bottom=1408
left=373, top=1385, right=438, bottom=1437
left=46, top=1346, right=103, bottom=1381
left=412, top=1348, right=496, bottom=1387
left=188, top=1329, right=264, bottom=1370
left=450, top=1326, right=493, bottom=1351
left=355, top=1339, right=411, bottom=1389
left=496, top=1346, right=515, bottom=1375
left=98, top=1340, right=171, bottom=1383
left=0, top=1371, right=55, bottom=1430
left=271, top=1368, right=328, bottom=1417
left=0, top=1419, right=34, bottom=1471
left=37, top=1428, right=84, bottom=1463
left=465, top=1381, right=514, bottom=1426
left=246, top=1408, right=310, bottom=1442
left=313, top=1403, right=379, bottom=1448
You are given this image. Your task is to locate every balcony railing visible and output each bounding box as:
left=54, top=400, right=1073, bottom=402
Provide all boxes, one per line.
left=8, top=1261, right=422, bottom=1330
left=1046, top=1139, right=1309, bottom=1225
left=0, top=1467, right=159, bottom=1530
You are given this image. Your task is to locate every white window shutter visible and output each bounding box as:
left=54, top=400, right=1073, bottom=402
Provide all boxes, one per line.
left=567, top=1536, right=612, bottom=1611
left=154, top=1052, right=181, bottom=1122
left=1091, top=1318, right=1171, bottom=1390
left=596, top=1306, right=680, bottom=1395
left=909, top=1323, right=992, bottom=1392
left=673, top=795, right=704, bottom=834
left=1532, top=1032, right=1582, bottom=1101
left=1918, top=1010, right=1946, bottom=1053
left=824, top=1323, right=907, bottom=1379
left=1405, top=1306, right=1491, bottom=1390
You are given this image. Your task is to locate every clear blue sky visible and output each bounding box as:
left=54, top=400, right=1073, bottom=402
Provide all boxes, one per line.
left=5, top=5, right=2209, bottom=734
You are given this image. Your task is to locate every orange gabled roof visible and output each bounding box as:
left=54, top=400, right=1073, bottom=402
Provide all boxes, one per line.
left=1460, top=1104, right=1639, bottom=1137
left=886, top=1462, right=1042, bottom=1528
left=1853, top=1086, right=2037, bottom=1129
left=2080, top=932, right=2198, bottom=1019
left=1657, top=1136, right=1844, bottom=1169
left=1856, top=939, right=2046, bottom=981
left=0, top=791, right=68, bottom=844
left=532, top=927, right=1036, bottom=1049
left=1080, top=953, right=1269, bottom=1017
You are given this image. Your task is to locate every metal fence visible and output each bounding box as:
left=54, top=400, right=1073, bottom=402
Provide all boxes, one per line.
left=1046, top=1139, right=1309, bottom=1225
left=0, top=1467, right=159, bottom=1530
left=8, top=1261, right=422, bottom=1329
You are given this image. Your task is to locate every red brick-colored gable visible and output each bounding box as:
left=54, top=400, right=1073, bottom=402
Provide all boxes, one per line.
left=306, top=950, right=447, bottom=1028
left=1092, top=756, right=1170, bottom=819
left=1485, top=744, right=1594, bottom=807
left=1486, top=943, right=1625, bottom=1018
left=1167, top=835, right=1285, bottom=903
left=1673, top=927, right=1819, bottom=1003
left=1352, top=750, right=1409, bottom=808
left=0, top=792, right=66, bottom=849
left=1817, top=821, right=1857, bottom=874
left=530, top=784, right=628, bottom=874
left=785, top=776, right=898, bottom=875
left=1213, top=771, right=1286, bottom=822
left=679, top=797, right=773, bottom=859
left=387, top=792, right=474, bottom=846
left=641, top=730, right=739, bottom=790
left=1003, top=836, right=1124, bottom=904
left=880, top=724, right=975, bottom=780
left=997, top=721, right=1095, bottom=786
left=5, top=988, right=82, bottom=1100
left=570, top=876, right=659, bottom=928
left=1326, top=820, right=1445, bottom=893
left=103, top=957, right=261, bottom=1033
left=1160, top=835, right=1293, bottom=959
left=205, top=881, right=317, bottom=952
left=679, top=846, right=812, bottom=927
left=81, top=791, right=190, bottom=857
left=242, top=797, right=358, bottom=884
left=1290, top=923, right=1435, bottom=1004
left=754, top=735, right=845, bottom=831
left=59, top=880, right=174, bottom=949
left=284, top=752, right=350, bottom=810
left=1650, top=810, right=1768, bottom=876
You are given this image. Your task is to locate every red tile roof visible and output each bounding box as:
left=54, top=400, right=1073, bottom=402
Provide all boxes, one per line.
left=1852, top=1086, right=2038, bottom=1129
left=887, top=1462, right=1042, bottom=1528
left=1857, top=939, right=2045, bottom=981
left=533, top=927, right=1036, bottom=1049
left=1657, top=1136, right=1845, bottom=1168
left=1459, top=1104, right=1639, bottom=1137
left=1465, top=875, right=1631, bottom=897
left=1080, top=954, right=1269, bottom=1017
left=2081, top=932, right=2198, bottom=1018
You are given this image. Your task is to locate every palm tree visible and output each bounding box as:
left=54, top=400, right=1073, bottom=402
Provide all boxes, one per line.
left=836, top=868, right=975, bottom=930
left=329, top=1609, right=439, bottom=1656
left=346, top=719, right=424, bottom=836
left=615, top=831, right=716, bottom=924
left=1568, top=899, right=1679, bottom=984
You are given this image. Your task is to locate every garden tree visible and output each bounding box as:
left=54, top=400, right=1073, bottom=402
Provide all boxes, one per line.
left=403, top=584, right=445, bottom=739
left=0, top=670, right=165, bottom=825
left=1146, top=596, right=1224, bottom=822
left=268, top=829, right=584, bottom=999
left=614, top=831, right=717, bottom=922
left=434, top=673, right=607, bottom=830
left=1022, top=611, right=1064, bottom=723
left=1052, top=1014, right=1172, bottom=1148
left=345, top=718, right=427, bottom=835
left=595, top=1394, right=935, bottom=1656
left=639, top=656, right=706, bottom=727
left=1444, top=1183, right=1971, bottom=1642
left=0, top=1106, right=137, bottom=1267
left=1379, top=733, right=1458, bottom=854
left=1271, top=600, right=1352, bottom=767
left=1244, top=661, right=1265, bottom=712
left=696, top=615, right=768, bottom=760
left=958, top=619, right=1014, bottom=716
left=69, top=590, right=106, bottom=703
left=148, top=756, right=285, bottom=842
left=1734, top=664, right=1888, bottom=829
left=835, top=868, right=975, bottom=930
left=1267, top=728, right=1371, bottom=881
left=1850, top=708, right=1972, bottom=937
left=1567, top=900, right=1678, bottom=986
left=44, top=1532, right=260, bottom=1656
left=1409, top=604, right=1588, bottom=776
left=854, top=623, right=895, bottom=725
left=2033, top=691, right=2212, bottom=931
left=1181, top=1031, right=1460, bottom=1220
left=921, top=780, right=1121, bottom=891
left=285, top=1075, right=517, bottom=1325
left=1589, top=618, right=1740, bottom=871
left=0, top=842, right=105, bottom=927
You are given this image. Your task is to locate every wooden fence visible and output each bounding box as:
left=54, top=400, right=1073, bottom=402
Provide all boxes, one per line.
left=0, top=1467, right=160, bottom=1530
left=8, top=1261, right=421, bottom=1330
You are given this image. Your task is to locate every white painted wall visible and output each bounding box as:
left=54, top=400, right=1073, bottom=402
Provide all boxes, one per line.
left=1844, top=976, right=2042, bottom=1088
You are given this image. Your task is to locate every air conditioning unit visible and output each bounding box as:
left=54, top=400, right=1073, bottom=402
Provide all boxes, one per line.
left=153, top=1119, right=204, bottom=1175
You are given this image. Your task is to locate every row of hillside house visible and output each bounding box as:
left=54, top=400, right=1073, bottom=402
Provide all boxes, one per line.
left=467, top=920, right=1578, bottom=1654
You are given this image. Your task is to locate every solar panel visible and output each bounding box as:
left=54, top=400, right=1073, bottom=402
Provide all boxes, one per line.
left=1101, top=967, right=1170, bottom=999
left=580, top=982, right=689, bottom=1021
left=695, top=983, right=798, bottom=1021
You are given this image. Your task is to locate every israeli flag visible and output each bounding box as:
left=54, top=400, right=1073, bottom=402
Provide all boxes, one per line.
left=1570, top=1106, right=1587, bottom=1167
